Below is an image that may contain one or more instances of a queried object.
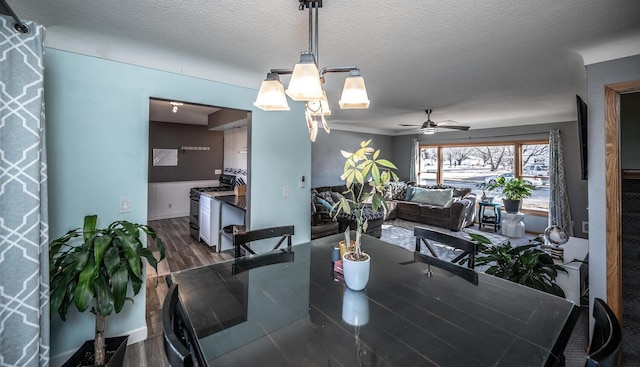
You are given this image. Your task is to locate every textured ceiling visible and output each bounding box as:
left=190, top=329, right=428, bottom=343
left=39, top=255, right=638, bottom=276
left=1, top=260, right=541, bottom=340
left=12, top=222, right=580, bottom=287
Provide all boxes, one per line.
left=6, top=0, right=640, bottom=134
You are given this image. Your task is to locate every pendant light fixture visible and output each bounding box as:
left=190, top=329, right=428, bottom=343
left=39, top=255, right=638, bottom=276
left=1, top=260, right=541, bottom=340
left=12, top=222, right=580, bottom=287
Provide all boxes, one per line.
left=253, top=0, right=370, bottom=142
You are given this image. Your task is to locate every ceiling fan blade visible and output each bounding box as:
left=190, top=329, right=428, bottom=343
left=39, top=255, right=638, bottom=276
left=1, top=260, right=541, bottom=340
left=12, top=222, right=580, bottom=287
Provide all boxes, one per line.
left=437, top=119, right=461, bottom=125
left=399, top=124, right=421, bottom=127
left=438, top=125, right=470, bottom=131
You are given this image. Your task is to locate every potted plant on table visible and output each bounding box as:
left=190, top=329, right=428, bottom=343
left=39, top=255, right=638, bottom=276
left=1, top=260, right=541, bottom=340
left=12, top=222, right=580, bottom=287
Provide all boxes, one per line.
left=50, top=215, right=166, bottom=366
left=488, top=176, right=534, bottom=213
left=333, top=139, right=398, bottom=290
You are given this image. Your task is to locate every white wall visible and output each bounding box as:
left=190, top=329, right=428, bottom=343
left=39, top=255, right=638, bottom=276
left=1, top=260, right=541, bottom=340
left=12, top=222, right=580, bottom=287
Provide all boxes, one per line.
left=586, top=54, right=640, bottom=331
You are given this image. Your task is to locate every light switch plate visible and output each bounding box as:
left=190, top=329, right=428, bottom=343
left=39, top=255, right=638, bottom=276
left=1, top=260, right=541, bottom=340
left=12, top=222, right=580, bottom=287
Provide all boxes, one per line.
left=119, top=197, right=132, bottom=213
left=282, top=185, right=290, bottom=198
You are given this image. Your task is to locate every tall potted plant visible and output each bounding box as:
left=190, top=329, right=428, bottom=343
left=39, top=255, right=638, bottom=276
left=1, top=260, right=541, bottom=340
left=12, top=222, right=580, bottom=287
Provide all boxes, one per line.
left=334, top=140, right=398, bottom=290
left=488, top=176, right=534, bottom=212
left=50, top=215, right=166, bottom=366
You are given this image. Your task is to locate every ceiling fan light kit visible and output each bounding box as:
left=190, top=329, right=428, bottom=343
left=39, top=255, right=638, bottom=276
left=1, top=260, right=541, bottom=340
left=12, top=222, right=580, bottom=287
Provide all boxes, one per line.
left=253, top=0, right=370, bottom=142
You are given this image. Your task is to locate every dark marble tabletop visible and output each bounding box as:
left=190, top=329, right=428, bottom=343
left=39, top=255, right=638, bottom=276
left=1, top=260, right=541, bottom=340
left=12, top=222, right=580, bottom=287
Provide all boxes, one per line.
left=170, top=234, right=579, bottom=367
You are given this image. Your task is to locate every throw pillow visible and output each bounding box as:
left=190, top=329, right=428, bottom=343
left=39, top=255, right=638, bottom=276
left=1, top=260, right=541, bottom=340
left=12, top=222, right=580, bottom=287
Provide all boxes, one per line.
left=405, top=186, right=415, bottom=201
left=317, top=191, right=335, bottom=204
left=330, top=191, right=345, bottom=203
left=384, top=181, right=407, bottom=200
left=409, top=188, right=453, bottom=206
left=315, top=196, right=335, bottom=213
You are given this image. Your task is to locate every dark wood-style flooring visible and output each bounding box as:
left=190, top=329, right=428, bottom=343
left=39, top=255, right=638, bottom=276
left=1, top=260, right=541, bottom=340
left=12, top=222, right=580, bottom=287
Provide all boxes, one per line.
left=123, top=216, right=232, bottom=367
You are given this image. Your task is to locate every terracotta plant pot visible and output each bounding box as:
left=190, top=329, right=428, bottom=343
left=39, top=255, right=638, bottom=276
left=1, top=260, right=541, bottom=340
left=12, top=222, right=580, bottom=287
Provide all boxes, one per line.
left=342, top=252, right=370, bottom=291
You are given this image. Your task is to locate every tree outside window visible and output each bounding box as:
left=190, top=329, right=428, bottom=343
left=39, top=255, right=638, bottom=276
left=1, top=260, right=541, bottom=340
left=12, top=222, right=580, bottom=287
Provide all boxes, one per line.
left=419, top=141, right=549, bottom=212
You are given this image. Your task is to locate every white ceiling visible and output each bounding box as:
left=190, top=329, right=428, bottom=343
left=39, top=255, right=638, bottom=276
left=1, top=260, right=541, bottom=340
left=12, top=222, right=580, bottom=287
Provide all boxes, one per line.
left=7, top=0, right=640, bottom=134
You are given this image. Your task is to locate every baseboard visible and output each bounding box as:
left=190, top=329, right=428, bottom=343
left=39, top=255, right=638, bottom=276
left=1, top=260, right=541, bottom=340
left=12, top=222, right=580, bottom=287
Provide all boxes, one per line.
left=50, top=326, right=147, bottom=367
left=148, top=211, right=189, bottom=221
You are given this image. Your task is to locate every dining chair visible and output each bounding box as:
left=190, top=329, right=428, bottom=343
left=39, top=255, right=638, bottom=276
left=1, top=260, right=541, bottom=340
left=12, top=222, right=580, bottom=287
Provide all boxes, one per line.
left=162, top=283, right=197, bottom=367
left=414, top=226, right=478, bottom=269
left=585, top=298, right=622, bottom=367
left=233, top=225, right=294, bottom=258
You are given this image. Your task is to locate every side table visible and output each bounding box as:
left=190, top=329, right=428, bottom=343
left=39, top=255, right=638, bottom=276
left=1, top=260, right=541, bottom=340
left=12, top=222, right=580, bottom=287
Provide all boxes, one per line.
left=478, top=202, right=502, bottom=232
left=501, top=212, right=525, bottom=238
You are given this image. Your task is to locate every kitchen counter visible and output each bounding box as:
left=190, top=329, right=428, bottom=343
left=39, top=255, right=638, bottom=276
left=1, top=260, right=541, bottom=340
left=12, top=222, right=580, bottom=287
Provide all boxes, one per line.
left=215, top=195, right=246, bottom=211
left=201, top=191, right=236, bottom=198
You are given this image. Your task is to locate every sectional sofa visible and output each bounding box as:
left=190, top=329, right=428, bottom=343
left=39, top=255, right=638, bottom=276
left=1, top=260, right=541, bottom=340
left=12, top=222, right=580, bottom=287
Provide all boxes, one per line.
left=312, top=182, right=477, bottom=235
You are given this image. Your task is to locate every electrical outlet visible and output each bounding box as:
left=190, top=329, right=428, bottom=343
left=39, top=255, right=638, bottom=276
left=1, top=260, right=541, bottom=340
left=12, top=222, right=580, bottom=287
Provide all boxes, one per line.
left=300, top=175, right=306, bottom=188
left=215, top=169, right=222, bottom=174
left=119, top=197, right=132, bottom=213
left=582, top=221, right=589, bottom=233
left=282, top=185, right=290, bottom=198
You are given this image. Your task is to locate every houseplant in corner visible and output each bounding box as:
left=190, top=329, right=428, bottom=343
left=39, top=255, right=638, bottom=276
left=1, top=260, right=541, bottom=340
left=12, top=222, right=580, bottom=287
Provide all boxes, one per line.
left=488, top=176, right=534, bottom=212
left=468, top=233, right=567, bottom=297
left=334, top=139, right=398, bottom=290
left=50, top=214, right=166, bottom=366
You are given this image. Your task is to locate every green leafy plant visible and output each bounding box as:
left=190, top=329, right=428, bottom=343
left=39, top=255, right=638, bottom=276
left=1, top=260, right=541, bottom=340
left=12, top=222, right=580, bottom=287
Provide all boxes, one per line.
left=487, top=176, right=534, bottom=200
left=334, top=139, right=398, bottom=260
left=50, top=215, right=166, bottom=365
left=468, top=233, right=566, bottom=297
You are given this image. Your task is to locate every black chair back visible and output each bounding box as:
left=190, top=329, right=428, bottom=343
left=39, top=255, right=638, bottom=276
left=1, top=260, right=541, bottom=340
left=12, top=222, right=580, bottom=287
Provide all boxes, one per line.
left=233, top=225, right=294, bottom=258
left=414, top=226, right=477, bottom=269
left=586, top=298, right=622, bottom=367
left=162, top=283, right=195, bottom=367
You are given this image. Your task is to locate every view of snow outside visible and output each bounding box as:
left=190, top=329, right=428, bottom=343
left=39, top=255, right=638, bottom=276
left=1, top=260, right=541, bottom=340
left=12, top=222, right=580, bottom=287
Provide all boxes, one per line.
left=419, top=144, right=550, bottom=211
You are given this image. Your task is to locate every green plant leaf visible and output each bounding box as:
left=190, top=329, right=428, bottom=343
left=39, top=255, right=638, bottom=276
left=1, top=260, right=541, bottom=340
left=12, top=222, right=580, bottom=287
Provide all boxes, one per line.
left=94, top=274, right=114, bottom=316
left=111, top=264, right=129, bottom=313
left=74, top=257, right=98, bottom=312
left=115, top=228, right=142, bottom=279
left=103, top=246, right=121, bottom=277
left=93, top=235, right=111, bottom=266
left=82, top=215, right=98, bottom=242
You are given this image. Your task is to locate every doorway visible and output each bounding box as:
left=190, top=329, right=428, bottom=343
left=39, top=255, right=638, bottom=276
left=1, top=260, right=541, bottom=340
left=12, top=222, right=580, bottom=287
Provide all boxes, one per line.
left=604, top=80, right=640, bottom=362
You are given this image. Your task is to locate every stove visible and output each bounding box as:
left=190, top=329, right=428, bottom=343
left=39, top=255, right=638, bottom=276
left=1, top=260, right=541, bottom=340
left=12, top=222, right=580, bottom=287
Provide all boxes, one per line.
left=189, top=174, right=236, bottom=240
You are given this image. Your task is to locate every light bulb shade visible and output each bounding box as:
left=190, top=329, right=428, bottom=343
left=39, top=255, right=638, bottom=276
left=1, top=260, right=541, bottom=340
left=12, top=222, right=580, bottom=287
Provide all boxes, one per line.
left=286, top=53, right=324, bottom=101
left=422, top=127, right=437, bottom=134
left=254, top=74, right=290, bottom=111
left=339, top=70, right=370, bottom=109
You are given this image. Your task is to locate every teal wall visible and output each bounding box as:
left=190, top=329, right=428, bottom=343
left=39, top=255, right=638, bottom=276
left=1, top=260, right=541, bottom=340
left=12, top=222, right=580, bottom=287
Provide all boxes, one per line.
left=45, top=49, right=310, bottom=359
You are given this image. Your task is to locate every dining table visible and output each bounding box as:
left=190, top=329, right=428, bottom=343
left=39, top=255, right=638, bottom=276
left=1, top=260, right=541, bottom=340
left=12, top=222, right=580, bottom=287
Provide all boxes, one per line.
left=169, top=233, right=580, bottom=367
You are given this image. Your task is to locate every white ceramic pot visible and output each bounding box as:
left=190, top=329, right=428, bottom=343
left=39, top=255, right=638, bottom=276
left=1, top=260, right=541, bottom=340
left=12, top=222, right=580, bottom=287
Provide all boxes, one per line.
left=342, top=288, right=369, bottom=326
left=342, top=252, right=370, bottom=291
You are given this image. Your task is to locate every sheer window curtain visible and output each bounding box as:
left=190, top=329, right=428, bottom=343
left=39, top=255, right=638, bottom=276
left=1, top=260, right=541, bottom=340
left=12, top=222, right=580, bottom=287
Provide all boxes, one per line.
left=0, top=15, right=50, bottom=366
left=410, top=138, right=419, bottom=183
left=548, top=130, right=574, bottom=236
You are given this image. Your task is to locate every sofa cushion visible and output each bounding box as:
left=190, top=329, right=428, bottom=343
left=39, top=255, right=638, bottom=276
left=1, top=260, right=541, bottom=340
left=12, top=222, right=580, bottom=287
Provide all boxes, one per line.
left=409, top=188, right=453, bottom=206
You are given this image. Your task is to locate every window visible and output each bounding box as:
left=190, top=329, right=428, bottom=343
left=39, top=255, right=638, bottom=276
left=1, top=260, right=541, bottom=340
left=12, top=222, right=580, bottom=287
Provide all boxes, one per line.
left=418, top=140, right=549, bottom=213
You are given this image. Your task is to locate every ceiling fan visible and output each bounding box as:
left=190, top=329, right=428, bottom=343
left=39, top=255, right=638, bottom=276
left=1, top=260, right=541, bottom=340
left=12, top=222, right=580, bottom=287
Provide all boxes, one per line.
left=399, top=109, right=470, bottom=134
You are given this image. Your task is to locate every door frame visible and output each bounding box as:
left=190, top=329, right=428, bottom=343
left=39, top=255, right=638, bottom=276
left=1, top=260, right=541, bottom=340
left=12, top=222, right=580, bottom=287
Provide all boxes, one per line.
left=604, top=79, right=640, bottom=320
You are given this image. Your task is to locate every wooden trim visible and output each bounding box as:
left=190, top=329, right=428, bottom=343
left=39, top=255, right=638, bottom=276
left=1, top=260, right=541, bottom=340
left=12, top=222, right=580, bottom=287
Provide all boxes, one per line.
left=604, top=79, right=640, bottom=324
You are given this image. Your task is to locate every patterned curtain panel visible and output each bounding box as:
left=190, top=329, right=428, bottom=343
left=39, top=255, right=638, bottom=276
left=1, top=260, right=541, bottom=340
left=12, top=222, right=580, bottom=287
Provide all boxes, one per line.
left=0, top=16, right=49, bottom=366
left=548, top=130, right=574, bottom=236
left=410, top=138, right=419, bottom=182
